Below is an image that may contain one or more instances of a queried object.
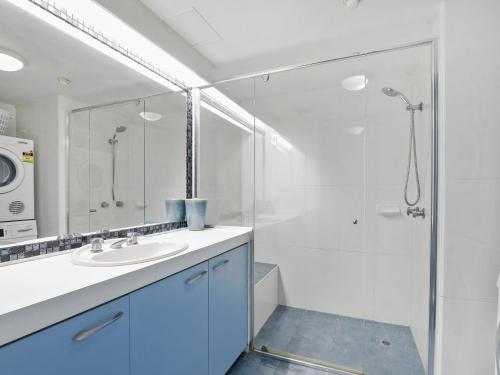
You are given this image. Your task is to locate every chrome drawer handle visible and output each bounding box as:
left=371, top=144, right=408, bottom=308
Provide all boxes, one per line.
left=185, top=270, right=207, bottom=285
left=72, top=311, right=123, bottom=342
left=212, top=259, right=229, bottom=271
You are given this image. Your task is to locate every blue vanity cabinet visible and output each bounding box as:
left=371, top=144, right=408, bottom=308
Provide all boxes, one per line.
left=130, top=261, right=209, bottom=375
left=0, top=295, right=130, bottom=375
left=209, top=244, right=249, bottom=375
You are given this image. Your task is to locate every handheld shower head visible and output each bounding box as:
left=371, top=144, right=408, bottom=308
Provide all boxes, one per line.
left=109, top=126, right=127, bottom=145
left=382, top=87, right=411, bottom=107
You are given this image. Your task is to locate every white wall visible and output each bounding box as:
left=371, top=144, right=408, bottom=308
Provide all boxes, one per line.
left=15, top=95, right=84, bottom=237
left=16, top=98, right=61, bottom=237
left=439, top=0, right=500, bottom=374
left=0, top=102, right=16, bottom=137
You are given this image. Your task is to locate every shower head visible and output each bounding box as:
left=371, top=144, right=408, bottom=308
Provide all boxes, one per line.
left=109, top=126, right=127, bottom=145
left=382, top=87, right=411, bottom=106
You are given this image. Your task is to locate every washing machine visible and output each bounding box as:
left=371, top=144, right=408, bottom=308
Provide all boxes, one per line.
left=0, top=135, right=34, bottom=222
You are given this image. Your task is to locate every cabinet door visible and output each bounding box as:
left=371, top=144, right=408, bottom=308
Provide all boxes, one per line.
left=0, top=296, right=130, bottom=375
left=209, top=244, right=249, bottom=375
left=130, top=261, right=209, bottom=375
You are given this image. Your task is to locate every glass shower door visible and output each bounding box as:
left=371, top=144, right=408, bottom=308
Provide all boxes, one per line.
left=252, top=44, right=432, bottom=375
left=252, top=58, right=368, bottom=373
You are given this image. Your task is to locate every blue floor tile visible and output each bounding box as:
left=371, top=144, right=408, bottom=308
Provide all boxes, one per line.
left=254, top=305, right=425, bottom=375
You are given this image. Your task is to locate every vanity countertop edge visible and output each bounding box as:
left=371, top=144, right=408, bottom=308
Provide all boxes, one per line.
left=0, top=226, right=253, bottom=347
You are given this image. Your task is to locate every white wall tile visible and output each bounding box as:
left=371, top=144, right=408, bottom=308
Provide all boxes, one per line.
left=446, top=179, right=500, bottom=246
left=444, top=233, right=500, bottom=303
left=440, top=297, right=496, bottom=375
left=304, top=186, right=340, bottom=250
left=365, top=185, right=412, bottom=255
left=367, top=252, right=412, bottom=325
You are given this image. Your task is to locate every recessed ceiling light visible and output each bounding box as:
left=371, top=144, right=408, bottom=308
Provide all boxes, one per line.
left=57, top=76, right=71, bottom=85
left=0, top=48, right=24, bottom=72
left=342, top=75, right=368, bottom=91
left=139, top=111, right=162, bottom=122
left=343, top=0, right=360, bottom=10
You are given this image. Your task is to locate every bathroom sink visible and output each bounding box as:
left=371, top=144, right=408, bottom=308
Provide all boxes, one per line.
left=71, top=238, right=188, bottom=267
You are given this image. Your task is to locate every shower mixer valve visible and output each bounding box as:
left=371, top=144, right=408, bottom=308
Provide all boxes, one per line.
left=407, top=206, right=425, bottom=219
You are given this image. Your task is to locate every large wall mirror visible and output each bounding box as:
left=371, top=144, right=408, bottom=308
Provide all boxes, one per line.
left=0, top=1, right=187, bottom=246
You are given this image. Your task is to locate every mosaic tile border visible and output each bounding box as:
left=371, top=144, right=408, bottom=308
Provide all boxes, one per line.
left=0, top=221, right=187, bottom=264
left=186, top=90, right=193, bottom=199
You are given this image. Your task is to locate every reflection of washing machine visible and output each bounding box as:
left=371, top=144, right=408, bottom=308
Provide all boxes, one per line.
left=0, top=220, right=37, bottom=246
left=0, top=135, right=34, bottom=222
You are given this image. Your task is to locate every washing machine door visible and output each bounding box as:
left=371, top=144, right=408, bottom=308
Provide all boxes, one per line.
left=0, top=147, right=25, bottom=194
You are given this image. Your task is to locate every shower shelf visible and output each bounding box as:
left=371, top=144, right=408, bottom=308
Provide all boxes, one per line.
left=376, top=204, right=402, bottom=217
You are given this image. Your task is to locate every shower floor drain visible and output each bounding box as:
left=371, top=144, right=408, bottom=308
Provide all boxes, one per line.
left=381, top=340, right=391, bottom=346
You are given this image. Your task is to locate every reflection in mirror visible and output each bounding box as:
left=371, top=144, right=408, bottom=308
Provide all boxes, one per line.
left=0, top=0, right=186, bottom=248
left=145, top=93, right=187, bottom=224
left=68, top=92, right=187, bottom=234
left=199, top=81, right=255, bottom=227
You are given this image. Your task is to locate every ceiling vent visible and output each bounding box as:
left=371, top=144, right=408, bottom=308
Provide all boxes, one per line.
left=165, top=7, right=223, bottom=47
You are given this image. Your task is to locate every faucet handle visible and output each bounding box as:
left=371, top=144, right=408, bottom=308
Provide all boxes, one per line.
left=90, top=238, right=104, bottom=253
left=126, top=232, right=139, bottom=246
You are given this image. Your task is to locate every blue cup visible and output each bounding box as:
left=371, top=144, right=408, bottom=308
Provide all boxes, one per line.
left=185, top=199, right=208, bottom=231
left=165, top=199, right=186, bottom=223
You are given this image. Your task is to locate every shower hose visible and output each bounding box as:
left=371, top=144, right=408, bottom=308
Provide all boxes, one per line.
left=404, top=108, right=421, bottom=206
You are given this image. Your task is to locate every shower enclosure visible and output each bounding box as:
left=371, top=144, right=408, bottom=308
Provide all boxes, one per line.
left=199, top=41, right=436, bottom=375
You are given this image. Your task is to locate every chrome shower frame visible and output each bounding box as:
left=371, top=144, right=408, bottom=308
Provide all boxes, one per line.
left=198, top=38, right=440, bottom=375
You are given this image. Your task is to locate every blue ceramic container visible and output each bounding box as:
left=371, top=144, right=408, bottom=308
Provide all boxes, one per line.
left=185, top=199, right=208, bottom=231
left=165, top=199, right=186, bottom=223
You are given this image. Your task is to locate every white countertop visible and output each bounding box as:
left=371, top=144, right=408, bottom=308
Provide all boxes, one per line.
left=0, top=226, right=252, bottom=347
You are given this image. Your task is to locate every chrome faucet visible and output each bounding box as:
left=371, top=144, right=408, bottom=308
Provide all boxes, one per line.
left=110, top=232, right=140, bottom=249
left=407, top=206, right=425, bottom=219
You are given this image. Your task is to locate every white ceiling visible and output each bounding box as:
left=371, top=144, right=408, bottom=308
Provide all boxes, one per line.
left=139, top=0, right=441, bottom=66
left=0, top=1, right=166, bottom=108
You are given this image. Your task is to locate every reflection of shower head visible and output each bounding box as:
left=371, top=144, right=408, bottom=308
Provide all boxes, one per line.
left=109, top=125, right=127, bottom=144
left=382, top=87, right=411, bottom=106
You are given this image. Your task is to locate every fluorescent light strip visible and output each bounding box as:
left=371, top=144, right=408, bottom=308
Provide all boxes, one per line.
left=10, top=0, right=289, bottom=146
left=6, top=0, right=181, bottom=91
left=49, top=0, right=207, bottom=87
left=201, top=101, right=253, bottom=134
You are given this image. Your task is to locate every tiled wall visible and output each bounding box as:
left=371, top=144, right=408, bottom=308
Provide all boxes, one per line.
left=439, top=0, right=500, bottom=373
